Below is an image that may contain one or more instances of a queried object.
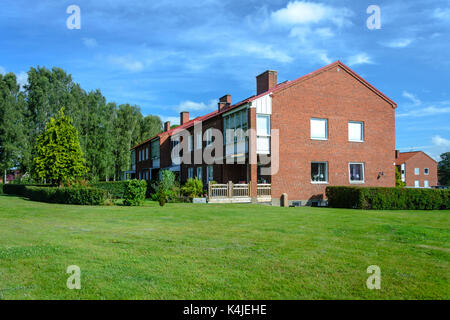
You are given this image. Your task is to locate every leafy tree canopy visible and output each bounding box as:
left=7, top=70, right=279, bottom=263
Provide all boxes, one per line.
left=438, top=152, right=450, bottom=186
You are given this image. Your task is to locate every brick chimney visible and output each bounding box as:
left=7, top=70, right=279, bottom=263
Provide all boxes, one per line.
left=256, top=70, right=277, bottom=95
left=164, top=121, right=171, bottom=132
left=180, top=111, right=189, bottom=125
left=218, top=94, right=231, bottom=112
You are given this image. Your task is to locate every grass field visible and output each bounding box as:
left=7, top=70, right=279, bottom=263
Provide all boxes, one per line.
left=0, top=195, right=448, bottom=300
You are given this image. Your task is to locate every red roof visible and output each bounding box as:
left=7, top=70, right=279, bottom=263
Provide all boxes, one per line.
left=395, top=151, right=437, bottom=164
left=132, top=61, right=396, bottom=149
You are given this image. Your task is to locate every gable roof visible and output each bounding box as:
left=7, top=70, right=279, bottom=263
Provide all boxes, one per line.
left=132, top=61, right=396, bottom=149
left=396, top=151, right=438, bottom=164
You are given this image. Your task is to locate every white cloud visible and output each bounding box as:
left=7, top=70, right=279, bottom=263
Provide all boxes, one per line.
left=82, top=37, right=98, bottom=48
left=433, top=8, right=450, bottom=21
left=107, top=55, right=144, bottom=72
left=271, top=1, right=353, bottom=27
left=176, top=99, right=218, bottom=112
left=432, top=135, right=450, bottom=147
left=0, top=66, right=5, bottom=75
left=16, top=71, right=28, bottom=89
left=402, top=91, right=421, bottom=106
left=382, top=38, right=413, bottom=48
left=235, top=42, right=293, bottom=63
left=159, top=116, right=180, bottom=126
left=346, top=53, right=373, bottom=66
left=397, top=105, right=450, bottom=117
left=317, top=52, right=332, bottom=64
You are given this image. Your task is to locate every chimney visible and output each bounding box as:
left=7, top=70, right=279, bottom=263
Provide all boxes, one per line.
left=218, top=94, right=231, bottom=112
left=180, top=111, right=189, bottom=125
left=395, top=150, right=400, bottom=159
left=256, top=70, right=277, bottom=95
left=164, top=121, right=171, bottom=132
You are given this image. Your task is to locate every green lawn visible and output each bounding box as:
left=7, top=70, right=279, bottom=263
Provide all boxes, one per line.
left=0, top=195, right=448, bottom=300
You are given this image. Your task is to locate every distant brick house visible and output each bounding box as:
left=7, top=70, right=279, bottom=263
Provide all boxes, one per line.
left=395, top=151, right=438, bottom=188
left=131, top=61, right=397, bottom=205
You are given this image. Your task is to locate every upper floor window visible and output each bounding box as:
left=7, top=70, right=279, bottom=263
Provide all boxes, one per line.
left=188, top=135, right=193, bottom=152
left=414, top=168, right=420, bottom=175
left=311, top=118, right=328, bottom=140
left=257, top=115, right=270, bottom=136
left=348, top=121, right=364, bottom=142
left=311, top=162, right=328, bottom=183
left=146, top=147, right=149, bottom=160
left=188, top=167, right=193, bottom=179
left=151, top=140, right=160, bottom=159
left=424, top=168, right=429, bottom=175
left=196, top=132, right=202, bottom=150
left=197, top=167, right=203, bottom=181
left=349, top=163, right=364, bottom=183
left=205, top=128, right=213, bottom=146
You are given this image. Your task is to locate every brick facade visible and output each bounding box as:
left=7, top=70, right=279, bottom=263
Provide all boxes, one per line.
left=395, top=151, right=438, bottom=187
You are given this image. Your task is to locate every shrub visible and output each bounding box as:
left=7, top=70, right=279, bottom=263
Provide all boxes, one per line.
left=158, top=189, right=167, bottom=206
left=151, top=170, right=181, bottom=202
left=3, top=184, right=50, bottom=196
left=25, top=186, right=106, bottom=205
left=123, top=179, right=147, bottom=206
left=91, top=181, right=128, bottom=199
left=326, top=186, right=450, bottom=210
left=0, top=183, right=3, bottom=195
left=181, top=178, right=204, bottom=198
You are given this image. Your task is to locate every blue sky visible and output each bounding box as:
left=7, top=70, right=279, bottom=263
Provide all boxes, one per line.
left=1, top=0, right=449, bottom=159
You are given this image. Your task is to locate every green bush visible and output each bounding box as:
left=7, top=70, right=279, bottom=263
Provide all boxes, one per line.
left=326, top=186, right=450, bottom=210
left=0, top=183, right=3, bottom=195
left=158, top=189, right=167, bottom=206
left=25, top=186, right=106, bottom=205
left=91, top=181, right=128, bottom=199
left=3, top=184, right=50, bottom=196
left=181, top=178, right=204, bottom=198
left=123, top=179, right=147, bottom=206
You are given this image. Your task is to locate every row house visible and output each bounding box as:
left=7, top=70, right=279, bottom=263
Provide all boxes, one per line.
left=131, top=61, right=397, bottom=205
left=394, top=151, right=438, bottom=188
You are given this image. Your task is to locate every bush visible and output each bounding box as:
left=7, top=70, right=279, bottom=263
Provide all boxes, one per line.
left=3, top=184, right=50, bottom=196
left=151, top=170, right=181, bottom=202
left=326, top=186, right=450, bottom=210
left=158, top=189, right=167, bottom=206
left=91, top=181, right=128, bottom=199
left=181, top=178, right=204, bottom=198
left=25, top=186, right=106, bottom=205
left=123, top=179, right=147, bottom=206
left=0, top=183, right=3, bottom=195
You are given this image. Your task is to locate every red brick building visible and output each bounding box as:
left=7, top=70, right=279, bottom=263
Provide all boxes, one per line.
left=395, top=151, right=438, bottom=188
left=131, top=61, right=397, bottom=205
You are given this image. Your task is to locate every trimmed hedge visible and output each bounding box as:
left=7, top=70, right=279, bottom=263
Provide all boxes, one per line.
left=326, top=186, right=450, bottom=210
left=25, top=186, right=106, bottom=205
left=3, top=184, right=50, bottom=196
left=123, top=179, right=147, bottom=206
left=91, top=181, right=128, bottom=199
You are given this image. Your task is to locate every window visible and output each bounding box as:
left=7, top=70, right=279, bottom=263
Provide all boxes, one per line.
left=311, top=162, right=328, bottom=183
left=311, top=118, right=328, bottom=140
left=188, top=135, right=193, bottom=152
left=348, top=121, right=364, bottom=142
left=414, top=180, right=420, bottom=188
left=197, top=167, right=203, bottom=181
left=207, top=165, right=213, bottom=182
left=424, top=180, right=429, bottom=188
left=257, top=115, right=270, bottom=136
left=146, top=147, right=149, bottom=160
left=151, top=140, right=160, bottom=159
left=414, top=168, right=420, bottom=175
left=188, top=167, right=193, bottom=179
left=205, top=128, right=213, bottom=146
left=196, top=132, right=202, bottom=150
left=424, top=168, right=429, bottom=175
left=349, top=163, right=364, bottom=183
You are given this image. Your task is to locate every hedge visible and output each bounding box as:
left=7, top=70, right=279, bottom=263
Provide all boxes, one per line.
left=25, top=186, right=106, bottom=205
left=326, top=186, right=450, bottom=210
left=91, top=181, right=128, bottom=199
left=3, top=184, right=50, bottom=196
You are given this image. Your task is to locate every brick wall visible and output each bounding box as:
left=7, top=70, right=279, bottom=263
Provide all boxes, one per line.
left=403, top=153, right=438, bottom=187
left=271, top=65, right=396, bottom=202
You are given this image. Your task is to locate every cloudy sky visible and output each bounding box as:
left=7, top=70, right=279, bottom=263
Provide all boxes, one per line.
left=1, top=0, right=449, bottom=159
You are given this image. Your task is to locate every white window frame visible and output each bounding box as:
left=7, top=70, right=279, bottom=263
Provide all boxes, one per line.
left=424, top=168, right=429, bottom=175
left=348, top=121, right=364, bottom=142
left=424, top=180, right=429, bottom=188
left=197, top=167, right=203, bottom=181
left=349, top=162, right=365, bottom=184
left=310, top=118, right=328, bottom=140
left=311, top=162, right=328, bottom=184
left=414, top=180, right=420, bottom=188
left=414, top=168, right=420, bottom=175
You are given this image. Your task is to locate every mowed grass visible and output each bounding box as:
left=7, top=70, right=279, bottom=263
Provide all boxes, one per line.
left=0, top=195, right=448, bottom=300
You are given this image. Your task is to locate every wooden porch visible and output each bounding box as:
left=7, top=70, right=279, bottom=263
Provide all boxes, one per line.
left=208, top=182, right=271, bottom=203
